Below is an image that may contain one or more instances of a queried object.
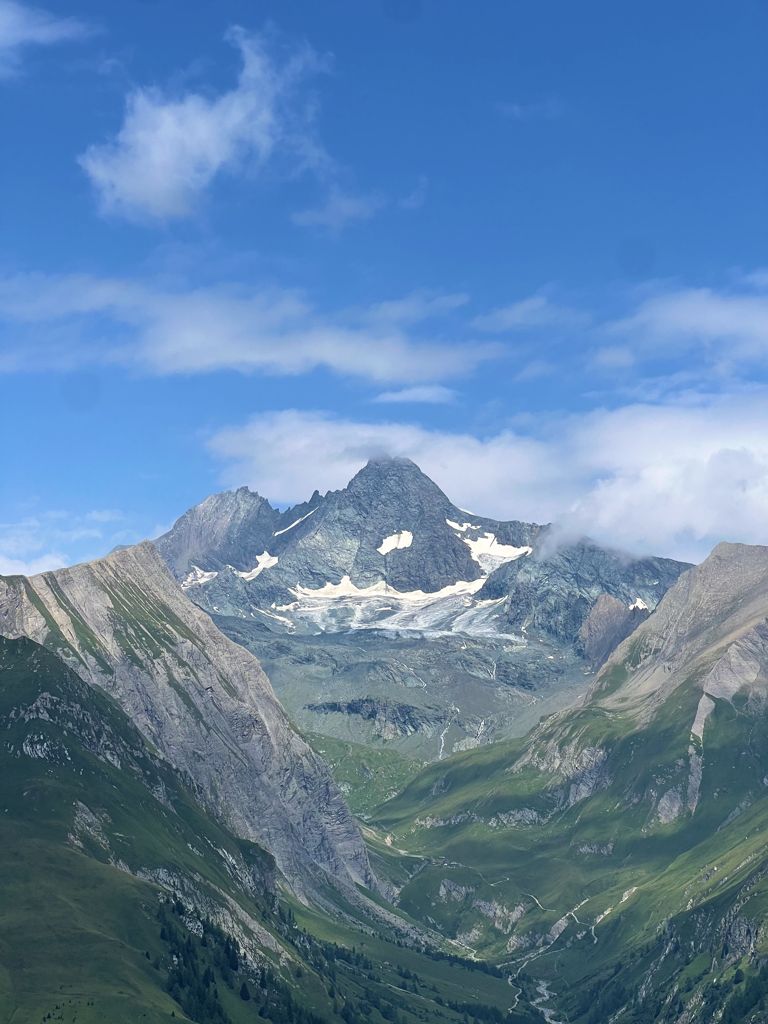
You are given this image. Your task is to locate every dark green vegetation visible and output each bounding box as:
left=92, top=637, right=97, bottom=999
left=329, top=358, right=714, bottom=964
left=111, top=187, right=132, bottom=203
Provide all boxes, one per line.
left=0, top=635, right=536, bottom=1024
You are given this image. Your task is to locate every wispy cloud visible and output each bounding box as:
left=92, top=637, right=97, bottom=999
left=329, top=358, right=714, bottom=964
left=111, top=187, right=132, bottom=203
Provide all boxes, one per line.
left=3, top=271, right=767, bottom=395
left=293, top=176, right=429, bottom=232
left=473, top=293, right=591, bottom=332
left=292, top=187, right=385, bottom=231
left=0, top=273, right=498, bottom=384
left=79, top=26, right=330, bottom=221
left=608, top=285, right=768, bottom=365
left=398, top=174, right=428, bottom=210
left=373, top=384, right=456, bottom=404
left=362, top=290, right=469, bottom=326
left=0, top=0, right=88, bottom=77
left=208, top=395, right=768, bottom=563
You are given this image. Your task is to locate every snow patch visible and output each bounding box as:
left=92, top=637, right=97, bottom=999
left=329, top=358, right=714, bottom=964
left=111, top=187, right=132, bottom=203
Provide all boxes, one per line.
left=445, top=519, right=481, bottom=533
left=629, top=597, right=649, bottom=611
left=181, top=565, right=219, bottom=590
left=273, top=507, right=317, bottom=536
left=462, top=532, right=532, bottom=572
left=295, top=575, right=486, bottom=602
left=377, top=530, right=414, bottom=555
left=235, top=552, right=278, bottom=581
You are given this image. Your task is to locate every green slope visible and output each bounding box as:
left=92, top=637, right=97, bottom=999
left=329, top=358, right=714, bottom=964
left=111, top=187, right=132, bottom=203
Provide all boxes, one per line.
left=303, top=731, right=422, bottom=817
left=371, top=603, right=768, bottom=1021
left=0, top=636, right=537, bottom=1024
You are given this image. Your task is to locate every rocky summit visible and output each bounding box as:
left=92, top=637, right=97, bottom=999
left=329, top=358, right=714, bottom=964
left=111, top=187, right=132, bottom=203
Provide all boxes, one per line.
left=156, top=457, right=688, bottom=763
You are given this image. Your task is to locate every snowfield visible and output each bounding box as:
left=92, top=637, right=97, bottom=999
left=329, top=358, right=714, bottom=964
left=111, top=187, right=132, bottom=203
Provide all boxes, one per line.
left=377, top=531, right=414, bottom=555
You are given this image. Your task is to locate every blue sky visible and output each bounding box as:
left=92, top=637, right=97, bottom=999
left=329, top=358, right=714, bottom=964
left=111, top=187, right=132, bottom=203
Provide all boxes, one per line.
left=0, top=0, right=766, bottom=571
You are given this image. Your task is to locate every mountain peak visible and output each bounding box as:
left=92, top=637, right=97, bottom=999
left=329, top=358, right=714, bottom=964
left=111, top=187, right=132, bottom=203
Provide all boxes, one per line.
left=348, top=455, right=450, bottom=502
left=155, top=487, right=280, bottom=576
left=364, top=454, right=419, bottom=468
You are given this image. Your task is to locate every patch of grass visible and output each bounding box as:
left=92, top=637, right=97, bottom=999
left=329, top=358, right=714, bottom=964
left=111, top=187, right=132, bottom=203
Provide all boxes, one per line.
left=304, top=732, right=422, bottom=817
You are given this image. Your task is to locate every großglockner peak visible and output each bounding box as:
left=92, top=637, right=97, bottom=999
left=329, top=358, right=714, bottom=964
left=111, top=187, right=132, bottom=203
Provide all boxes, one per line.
left=154, top=458, right=691, bottom=762
left=157, top=455, right=543, bottom=598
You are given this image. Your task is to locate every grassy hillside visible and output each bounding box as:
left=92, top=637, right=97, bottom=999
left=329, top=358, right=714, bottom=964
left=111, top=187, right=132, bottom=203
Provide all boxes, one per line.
left=0, top=636, right=538, bottom=1024
left=372, top=657, right=768, bottom=1023
left=304, top=732, right=422, bottom=816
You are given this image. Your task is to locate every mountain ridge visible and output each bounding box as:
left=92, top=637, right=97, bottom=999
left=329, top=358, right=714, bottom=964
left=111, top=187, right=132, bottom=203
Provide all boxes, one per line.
left=0, top=540, right=374, bottom=895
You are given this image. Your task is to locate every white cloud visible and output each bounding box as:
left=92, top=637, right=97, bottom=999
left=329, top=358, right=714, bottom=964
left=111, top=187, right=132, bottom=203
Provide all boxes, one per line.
left=3, top=271, right=767, bottom=393
left=473, top=293, right=591, bottom=332
left=292, top=176, right=429, bottom=231
left=0, top=273, right=497, bottom=383
left=591, top=345, right=635, bottom=370
left=743, top=268, right=768, bottom=290
left=292, top=187, right=385, bottom=231
left=514, top=359, right=556, bottom=382
left=374, top=385, right=456, bottom=404
left=84, top=508, right=125, bottom=523
left=0, top=550, right=67, bottom=575
left=608, top=284, right=768, bottom=363
left=79, top=26, right=329, bottom=221
left=0, top=0, right=87, bottom=76
left=207, top=409, right=555, bottom=516
left=207, top=395, right=768, bottom=562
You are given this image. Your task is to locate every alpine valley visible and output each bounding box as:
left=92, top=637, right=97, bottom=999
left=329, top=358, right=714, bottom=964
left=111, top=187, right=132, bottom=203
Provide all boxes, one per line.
left=3, top=457, right=768, bottom=1024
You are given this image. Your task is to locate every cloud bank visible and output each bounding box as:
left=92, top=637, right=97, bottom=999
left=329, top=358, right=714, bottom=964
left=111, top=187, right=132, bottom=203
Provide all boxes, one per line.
left=207, top=396, right=768, bottom=563
left=0, top=508, right=129, bottom=576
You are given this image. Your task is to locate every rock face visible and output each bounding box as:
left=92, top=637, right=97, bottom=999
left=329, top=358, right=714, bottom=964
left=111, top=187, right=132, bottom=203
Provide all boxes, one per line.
left=593, top=542, right=768, bottom=716
left=305, top=698, right=446, bottom=741
left=479, top=539, right=679, bottom=644
left=579, top=593, right=648, bottom=668
left=157, top=456, right=542, bottom=599
left=155, top=486, right=284, bottom=577
left=154, top=457, right=690, bottom=761
left=0, top=542, right=374, bottom=893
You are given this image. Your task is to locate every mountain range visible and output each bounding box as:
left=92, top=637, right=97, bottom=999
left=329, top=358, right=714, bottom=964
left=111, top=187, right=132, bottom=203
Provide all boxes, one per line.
left=156, top=457, right=687, bottom=771
left=2, top=458, right=768, bottom=1023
